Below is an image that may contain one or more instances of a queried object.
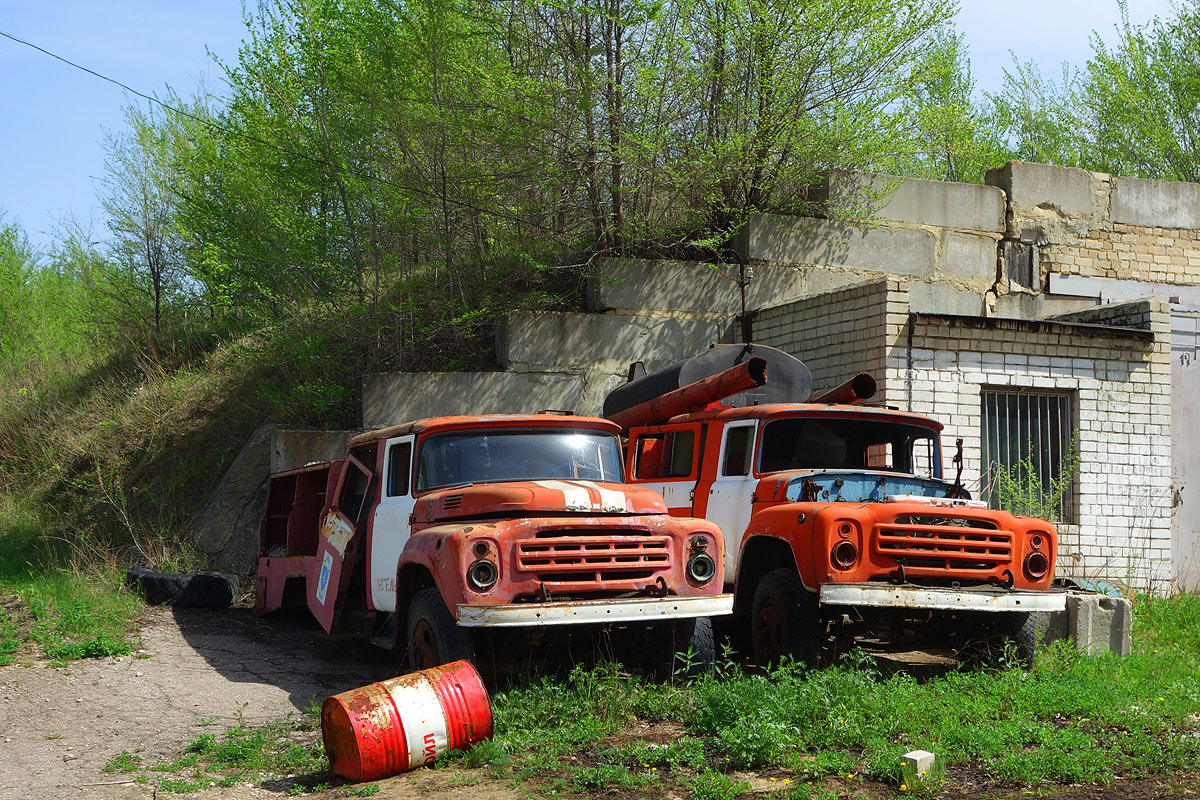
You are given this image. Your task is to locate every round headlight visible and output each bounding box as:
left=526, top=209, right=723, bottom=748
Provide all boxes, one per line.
left=467, top=558, right=498, bottom=591
left=687, top=552, right=717, bottom=584
left=831, top=540, right=858, bottom=570
left=1024, top=551, right=1049, bottom=580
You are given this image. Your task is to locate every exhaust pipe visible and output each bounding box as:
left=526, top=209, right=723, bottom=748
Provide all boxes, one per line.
left=607, top=358, right=767, bottom=430
left=809, top=373, right=876, bottom=405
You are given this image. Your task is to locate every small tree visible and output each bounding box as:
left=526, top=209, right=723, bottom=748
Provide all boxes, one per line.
left=988, top=438, right=1080, bottom=524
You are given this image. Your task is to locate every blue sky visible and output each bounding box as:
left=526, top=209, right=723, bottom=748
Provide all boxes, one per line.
left=0, top=0, right=1179, bottom=252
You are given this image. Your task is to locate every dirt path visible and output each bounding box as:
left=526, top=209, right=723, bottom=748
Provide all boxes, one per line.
left=0, top=606, right=378, bottom=799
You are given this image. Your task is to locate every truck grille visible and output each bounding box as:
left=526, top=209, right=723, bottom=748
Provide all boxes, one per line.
left=875, top=518, right=1012, bottom=571
left=516, top=532, right=671, bottom=585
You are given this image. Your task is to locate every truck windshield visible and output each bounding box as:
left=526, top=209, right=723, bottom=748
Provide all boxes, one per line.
left=759, top=416, right=940, bottom=477
left=416, top=429, right=625, bottom=491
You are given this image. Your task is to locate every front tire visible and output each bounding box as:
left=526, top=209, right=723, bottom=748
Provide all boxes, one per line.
left=751, top=568, right=820, bottom=668
left=405, top=588, right=475, bottom=670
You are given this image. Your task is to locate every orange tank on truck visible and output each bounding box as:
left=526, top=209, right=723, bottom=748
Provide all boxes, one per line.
left=254, top=413, right=730, bottom=671
left=605, top=344, right=1067, bottom=667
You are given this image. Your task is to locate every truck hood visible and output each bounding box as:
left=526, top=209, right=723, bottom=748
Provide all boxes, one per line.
left=415, top=480, right=667, bottom=521
left=757, top=469, right=966, bottom=504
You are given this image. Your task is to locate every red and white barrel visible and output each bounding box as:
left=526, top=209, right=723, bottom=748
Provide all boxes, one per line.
left=321, top=660, right=493, bottom=782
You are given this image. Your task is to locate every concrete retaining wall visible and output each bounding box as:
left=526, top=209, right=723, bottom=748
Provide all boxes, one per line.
left=362, top=371, right=585, bottom=429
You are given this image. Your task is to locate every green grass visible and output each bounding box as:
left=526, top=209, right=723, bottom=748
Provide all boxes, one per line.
left=141, top=594, right=1200, bottom=796
left=114, top=702, right=329, bottom=794
left=437, top=595, right=1200, bottom=797
left=0, top=495, right=141, bottom=663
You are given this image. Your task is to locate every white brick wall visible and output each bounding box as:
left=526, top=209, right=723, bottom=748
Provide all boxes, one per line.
left=756, top=284, right=1174, bottom=591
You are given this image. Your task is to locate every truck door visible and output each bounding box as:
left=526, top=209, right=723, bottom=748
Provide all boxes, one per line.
left=627, top=423, right=702, bottom=514
left=309, top=450, right=375, bottom=633
left=369, top=435, right=417, bottom=613
left=699, top=421, right=759, bottom=583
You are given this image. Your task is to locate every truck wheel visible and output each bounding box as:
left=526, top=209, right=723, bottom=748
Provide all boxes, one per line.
left=405, top=588, right=475, bottom=670
left=675, top=617, right=716, bottom=677
left=751, top=568, right=819, bottom=668
left=955, top=611, right=1036, bottom=668
left=1009, top=612, right=1037, bottom=667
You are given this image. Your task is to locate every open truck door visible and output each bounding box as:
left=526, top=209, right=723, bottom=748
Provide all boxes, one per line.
left=309, top=453, right=375, bottom=633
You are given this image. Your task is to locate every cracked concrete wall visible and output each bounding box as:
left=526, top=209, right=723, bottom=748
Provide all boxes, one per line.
left=985, top=161, right=1200, bottom=294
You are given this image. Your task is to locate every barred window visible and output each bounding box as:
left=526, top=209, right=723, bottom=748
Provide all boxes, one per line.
left=980, top=389, right=1076, bottom=523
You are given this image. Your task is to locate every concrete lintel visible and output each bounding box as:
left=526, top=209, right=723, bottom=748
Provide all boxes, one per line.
left=914, top=312, right=1155, bottom=342
left=1049, top=273, right=1200, bottom=306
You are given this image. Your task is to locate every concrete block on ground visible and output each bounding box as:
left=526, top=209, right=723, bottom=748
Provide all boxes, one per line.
left=827, top=171, right=1005, bottom=232
left=986, top=161, right=1097, bottom=217
left=191, top=424, right=280, bottom=573
left=1069, top=592, right=1133, bottom=657
left=902, top=750, right=936, bottom=776
left=733, top=213, right=935, bottom=276
left=362, top=371, right=586, bottom=429
left=1112, top=176, right=1200, bottom=229
left=1035, top=590, right=1132, bottom=656
left=498, top=311, right=731, bottom=374
left=271, top=429, right=356, bottom=472
left=938, top=231, right=998, bottom=284
left=907, top=280, right=985, bottom=316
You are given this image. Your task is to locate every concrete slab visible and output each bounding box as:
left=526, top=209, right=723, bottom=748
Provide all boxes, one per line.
left=938, top=231, right=998, bottom=283
left=827, top=171, right=1006, bottom=232
left=362, top=371, right=586, bottom=429
left=986, top=161, right=1097, bottom=217
left=734, top=213, right=935, bottom=276
left=590, top=259, right=808, bottom=315
left=271, top=429, right=356, bottom=472
left=498, top=311, right=730, bottom=373
left=1112, top=175, right=1200, bottom=229
left=591, top=259, right=742, bottom=314
left=907, top=280, right=986, bottom=316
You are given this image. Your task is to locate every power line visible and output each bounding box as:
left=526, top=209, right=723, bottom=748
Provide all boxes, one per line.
left=0, top=27, right=562, bottom=234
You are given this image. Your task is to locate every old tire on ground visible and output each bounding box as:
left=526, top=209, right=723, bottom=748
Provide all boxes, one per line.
left=751, top=568, right=819, bottom=668
left=405, top=588, right=475, bottom=671
left=126, top=566, right=239, bottom=608
left=639, top=617, right=716, bottom=679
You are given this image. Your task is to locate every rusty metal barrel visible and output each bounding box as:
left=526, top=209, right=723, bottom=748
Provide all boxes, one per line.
left=322, top=660, right=493, bottom=781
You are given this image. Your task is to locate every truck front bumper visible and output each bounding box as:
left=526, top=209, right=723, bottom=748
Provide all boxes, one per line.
left=456, top=594, right=734, bottom=627
left=819, top=583, right=1066, bottom=613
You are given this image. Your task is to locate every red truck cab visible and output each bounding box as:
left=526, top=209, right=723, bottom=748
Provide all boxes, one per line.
left=256, top=413, right=731, bottom=671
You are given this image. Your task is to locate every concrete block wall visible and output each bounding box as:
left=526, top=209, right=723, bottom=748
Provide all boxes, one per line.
left=728, top=171, right=1004, bottom=318
left=893, top=304, right=1172, bottom=589
left=987, top=161, right=1200, bottom=292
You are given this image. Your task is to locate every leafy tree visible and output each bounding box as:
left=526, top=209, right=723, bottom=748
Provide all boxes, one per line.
left=893, top=29, right=1013, bottom=183
left=1079, top=0, right=1200, bottom=181
left=98, top=101, right=195, bottom=334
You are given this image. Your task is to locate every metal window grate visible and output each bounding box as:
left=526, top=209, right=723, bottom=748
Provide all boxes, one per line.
left=980, top=389, right=1075, bottom=523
